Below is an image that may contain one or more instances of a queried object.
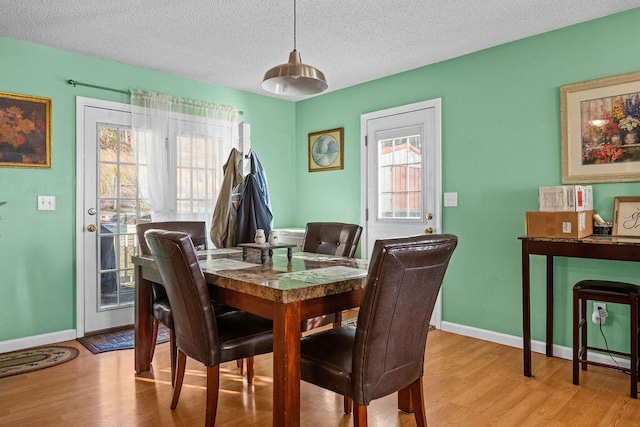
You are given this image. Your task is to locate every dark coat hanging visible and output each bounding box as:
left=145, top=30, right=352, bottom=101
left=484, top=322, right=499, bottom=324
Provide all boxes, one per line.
left=236, top=152, right=273, bottom=244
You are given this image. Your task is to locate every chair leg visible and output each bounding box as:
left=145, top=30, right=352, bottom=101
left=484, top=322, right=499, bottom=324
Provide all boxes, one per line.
left=171, top=350, right=187, bottom=410
left=149, top=318, right=159, bottom=362
left=246, top=356, right=255, bottom=385
left=573, top=288, right=580, bottom=385
left=409, top=377, right=427, bottom=427
left=397, top=386, right=413, bottom=413
left=238, top=358, right=245, bottom=375
left=630, top=295, right=638, bottom=399
left=333, top=311, right=343, bottom=328
left=205, top=365, right=220, bottom=427
left=581, top=296, right=588, bottom=371
left=353, top=404, right=367, bottom=427
left=169, top=329, right=177, bottom=387
left=343, top=396, right=353, bottom=414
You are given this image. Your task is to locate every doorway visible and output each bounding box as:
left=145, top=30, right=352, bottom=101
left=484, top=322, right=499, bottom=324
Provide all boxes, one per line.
left=76, top=98, right=140, bottom=335
left=76, top=97, right=245, bottom=336
left=360, top=99, right=442, bottom=325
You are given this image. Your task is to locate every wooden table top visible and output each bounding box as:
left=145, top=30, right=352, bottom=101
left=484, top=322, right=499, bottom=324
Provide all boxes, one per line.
left=520, top=235, right=640, bottom=246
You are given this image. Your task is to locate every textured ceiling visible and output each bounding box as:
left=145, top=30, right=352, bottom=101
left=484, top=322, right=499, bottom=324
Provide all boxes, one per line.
left=1, top=0, right=640, bottom=102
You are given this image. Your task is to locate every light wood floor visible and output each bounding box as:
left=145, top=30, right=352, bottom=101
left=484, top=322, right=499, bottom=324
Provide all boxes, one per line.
left=1, top=330, right=639, bottom=426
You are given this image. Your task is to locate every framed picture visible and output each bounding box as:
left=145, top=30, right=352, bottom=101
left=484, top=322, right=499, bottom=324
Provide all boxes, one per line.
left=612, top=196, right=640, bottom=236
left=308, top=127, right=344, bottom=172
left=561, top=71, right=640, bottom=183
left=0, top=92, right=51, bottom=168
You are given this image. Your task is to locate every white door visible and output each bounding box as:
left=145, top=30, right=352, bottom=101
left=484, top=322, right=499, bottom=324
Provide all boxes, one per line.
left=360, top=100, right=442, bottom=324
left=76, top=98, right=245, bottom=336
left=77, top=98, right=142, bottom=334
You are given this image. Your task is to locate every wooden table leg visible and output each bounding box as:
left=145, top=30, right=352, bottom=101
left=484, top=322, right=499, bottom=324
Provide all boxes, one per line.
left=272, top=301, right=301, bottom=427
left=135, top=265, right=153, bottom=374
left=522, top=241, right=532, bottom=377
left=287, top=248, right=293, bottom=261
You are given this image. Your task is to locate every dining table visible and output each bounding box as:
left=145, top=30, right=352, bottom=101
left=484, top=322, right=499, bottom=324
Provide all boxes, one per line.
left=132, top=247, right=369, bottom=427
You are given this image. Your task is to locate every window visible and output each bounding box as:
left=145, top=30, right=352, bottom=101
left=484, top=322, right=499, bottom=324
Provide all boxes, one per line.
left=377, top=134, right=422, bottom=219
left=97, top=124, right=142, bottom=309
left=175, top=134, right=222, bottom=217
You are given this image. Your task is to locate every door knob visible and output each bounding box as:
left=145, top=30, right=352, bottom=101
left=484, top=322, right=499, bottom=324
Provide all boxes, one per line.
left=426, top=213, right=433, bottom=220
left=424, top=227, right=434, bottom=234
left=87, top=224, right=97, bottom=232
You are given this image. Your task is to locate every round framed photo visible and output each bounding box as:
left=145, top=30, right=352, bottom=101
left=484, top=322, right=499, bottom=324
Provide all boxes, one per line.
left=308, top=127, right=343, bottom=172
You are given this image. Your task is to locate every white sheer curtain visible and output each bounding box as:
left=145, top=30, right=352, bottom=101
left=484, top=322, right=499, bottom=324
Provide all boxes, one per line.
left=131, top=90, right=239, bottom=230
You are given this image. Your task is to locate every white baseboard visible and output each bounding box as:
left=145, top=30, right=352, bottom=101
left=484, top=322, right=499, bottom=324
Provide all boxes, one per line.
left=0, top=329, right=77, bottom=353
left=440, top=321, right=630, bottom=369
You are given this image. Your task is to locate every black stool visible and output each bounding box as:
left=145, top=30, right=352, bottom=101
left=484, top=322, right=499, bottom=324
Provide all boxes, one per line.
left=573, top=280, right=640, bottom=398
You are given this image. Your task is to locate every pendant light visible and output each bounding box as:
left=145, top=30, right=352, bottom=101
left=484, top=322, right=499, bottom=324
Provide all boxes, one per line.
left=261, top=0, right=328, bottom=96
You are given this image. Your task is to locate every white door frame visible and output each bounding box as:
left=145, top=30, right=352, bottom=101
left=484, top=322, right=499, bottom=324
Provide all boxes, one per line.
left=360, top=99, right=443, bottom=327
left=75, top=97, right=132, bottom=337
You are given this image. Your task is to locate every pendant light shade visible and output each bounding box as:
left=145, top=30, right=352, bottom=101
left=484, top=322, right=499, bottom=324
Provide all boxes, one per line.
left=262, top=0, right=327, bottom=96
left=262, top=50, right=327, bottom=95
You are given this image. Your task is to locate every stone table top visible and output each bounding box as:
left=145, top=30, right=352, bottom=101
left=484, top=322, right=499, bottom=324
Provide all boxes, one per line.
left=132, top=248, right=369, bottom=304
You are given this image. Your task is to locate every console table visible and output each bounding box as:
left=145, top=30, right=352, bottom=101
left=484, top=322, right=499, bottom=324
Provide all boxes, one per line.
left=520, top=236, right=640, bottom=377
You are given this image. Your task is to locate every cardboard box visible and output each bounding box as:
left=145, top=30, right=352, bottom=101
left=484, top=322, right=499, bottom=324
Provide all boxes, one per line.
left=538, top=185, right=593, bottom=212
left=525, top=210, right=593, bottom=238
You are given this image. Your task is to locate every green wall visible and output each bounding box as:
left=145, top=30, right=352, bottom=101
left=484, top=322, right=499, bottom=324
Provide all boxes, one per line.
left=294, top=8, right=640, bottom=350
left=0, top=37, right=295, bottom=341
left=3, top=8, right=640, bottom=353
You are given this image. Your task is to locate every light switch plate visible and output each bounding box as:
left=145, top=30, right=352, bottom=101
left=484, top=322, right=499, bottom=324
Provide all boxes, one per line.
left=444, top=192, right=458, bottom=207
left=37, top=195, right=56, bottom=211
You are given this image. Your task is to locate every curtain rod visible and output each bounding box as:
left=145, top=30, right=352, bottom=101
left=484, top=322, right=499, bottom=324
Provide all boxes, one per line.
left=67, top=79, right=244, bottom=115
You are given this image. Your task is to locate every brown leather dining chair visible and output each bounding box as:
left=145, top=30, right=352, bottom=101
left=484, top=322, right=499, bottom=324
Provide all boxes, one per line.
left=144, top=230, right=274, bottom=427
left=299, top=234, right=458, bottom=427
left=136, top=221, right=237, bottom=385
left=301, top=222, right=363, bottom=331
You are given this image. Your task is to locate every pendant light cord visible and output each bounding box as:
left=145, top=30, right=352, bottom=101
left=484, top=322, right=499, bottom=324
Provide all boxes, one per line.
left=293, top=0, right=297, bottom=51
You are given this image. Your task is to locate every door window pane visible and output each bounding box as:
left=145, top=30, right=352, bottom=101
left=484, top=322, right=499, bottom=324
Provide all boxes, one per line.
left=97, top=124, right=139, bottom=311
left=377, top=135, right=422, bottom=219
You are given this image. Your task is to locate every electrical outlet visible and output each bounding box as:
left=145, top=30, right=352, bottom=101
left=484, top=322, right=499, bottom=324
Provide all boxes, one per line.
left=444, top=192, right=458, bottom=207
left=592, top=302, right=608, bottom=325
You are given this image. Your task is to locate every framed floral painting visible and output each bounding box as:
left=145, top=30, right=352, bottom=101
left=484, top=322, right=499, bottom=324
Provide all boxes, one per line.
left=561, top=71, right=640, bottom=183
left=308, top=127, right=343, bottom=172
left=0, top=92, right=51, bottom=168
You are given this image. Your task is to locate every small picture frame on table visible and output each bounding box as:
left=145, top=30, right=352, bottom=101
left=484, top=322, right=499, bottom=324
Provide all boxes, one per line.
left=612, top=196, right=640, bottom=236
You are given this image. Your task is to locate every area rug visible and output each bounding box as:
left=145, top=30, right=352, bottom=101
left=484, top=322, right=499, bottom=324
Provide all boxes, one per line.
left=77, top=326, right=170, bottom=354
left=0, top=345, right=79, bottom=378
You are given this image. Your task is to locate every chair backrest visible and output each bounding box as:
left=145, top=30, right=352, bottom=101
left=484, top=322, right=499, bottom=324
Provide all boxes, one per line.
left=352, top=234, right=457, bottom=405
left=144, top=230, right=220, bottom=366
left=302, top=222, right=363, bottom=258
left=136, top=221, right=208, bottom=256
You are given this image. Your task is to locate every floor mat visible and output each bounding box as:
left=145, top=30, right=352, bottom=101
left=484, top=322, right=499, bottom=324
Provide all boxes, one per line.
left=77, top=326, right=170, bottom=354
left=0, top=345, right=79, bottom=378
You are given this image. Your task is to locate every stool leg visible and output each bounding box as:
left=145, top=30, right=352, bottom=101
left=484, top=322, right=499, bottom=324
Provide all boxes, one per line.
left=631, top=295, right=638, bottom=399
left=573, top=288, right=580, bottom=385
left=581, top=296, right=588, bottom=371
left=637, top=296, right=640, bottom=384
